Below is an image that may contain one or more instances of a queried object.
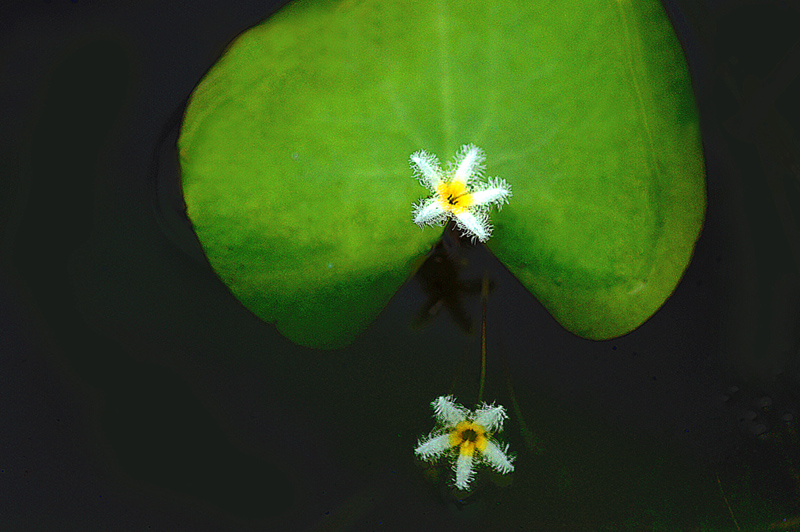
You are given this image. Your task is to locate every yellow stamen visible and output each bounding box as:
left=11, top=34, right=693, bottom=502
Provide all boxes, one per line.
left=436, top=182, right=473, bottom=215
left=449, top=420, right=488, bottom=456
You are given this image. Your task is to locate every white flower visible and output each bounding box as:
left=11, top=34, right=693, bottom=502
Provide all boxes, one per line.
left=411, top=144, right=511, bottom=243
left=415, top=395, right=515, bottom=490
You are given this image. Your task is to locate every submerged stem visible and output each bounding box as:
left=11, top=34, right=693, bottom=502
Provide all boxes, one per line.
left=478, top=274, right=490, bottom=404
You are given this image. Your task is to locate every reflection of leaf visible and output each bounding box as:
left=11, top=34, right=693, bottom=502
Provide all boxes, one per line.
left=179, top=0, right=705, bottom=348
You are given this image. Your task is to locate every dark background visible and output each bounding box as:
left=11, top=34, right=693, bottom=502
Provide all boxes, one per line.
left=2, top=0, right=800, bottom=530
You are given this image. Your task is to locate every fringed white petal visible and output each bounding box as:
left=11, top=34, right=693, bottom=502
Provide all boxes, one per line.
left=454, top=452, right=475, bottom=490
left=473, top=403, right=508, bottom=432
left=410, top=149, right=442, bottom=189
left=470, top=177, right=512, bottom=208
left=432, top=395, right=468, bottom=427
left=415, top=433, right=452, bottom=461
left=410, top=145, right=511, bottom=243
left=481, top=440, right=515, bottom=474
left=452, top=144, right=485, bottom=185
left=454, top=211, right=490, bottom=242
left=413, top=198, right=446, bottom=227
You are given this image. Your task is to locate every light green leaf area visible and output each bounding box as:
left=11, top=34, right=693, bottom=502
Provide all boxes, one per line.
left=179, top=0, right=705, bottom=347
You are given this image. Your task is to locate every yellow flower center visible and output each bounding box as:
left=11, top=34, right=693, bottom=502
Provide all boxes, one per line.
left=449, top=420, right=488, bottom=456
left=436, top=181, right=473, bottom=215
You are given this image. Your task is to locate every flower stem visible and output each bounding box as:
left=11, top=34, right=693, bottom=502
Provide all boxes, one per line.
left=478, top=274, right=489, bottom=404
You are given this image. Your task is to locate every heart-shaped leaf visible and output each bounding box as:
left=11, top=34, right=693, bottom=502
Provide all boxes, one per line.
left=179, top=0, right=705, bottom=348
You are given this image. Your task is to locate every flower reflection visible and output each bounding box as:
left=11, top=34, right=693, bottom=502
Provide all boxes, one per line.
left=415, top=395, right=514, bottom=490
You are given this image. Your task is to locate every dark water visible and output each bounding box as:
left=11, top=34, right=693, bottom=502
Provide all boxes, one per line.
left=2, top=1, right=799, bottom=530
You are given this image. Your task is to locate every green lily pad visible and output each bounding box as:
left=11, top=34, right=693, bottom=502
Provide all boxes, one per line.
left=179, top=0, right=705, bottom=348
